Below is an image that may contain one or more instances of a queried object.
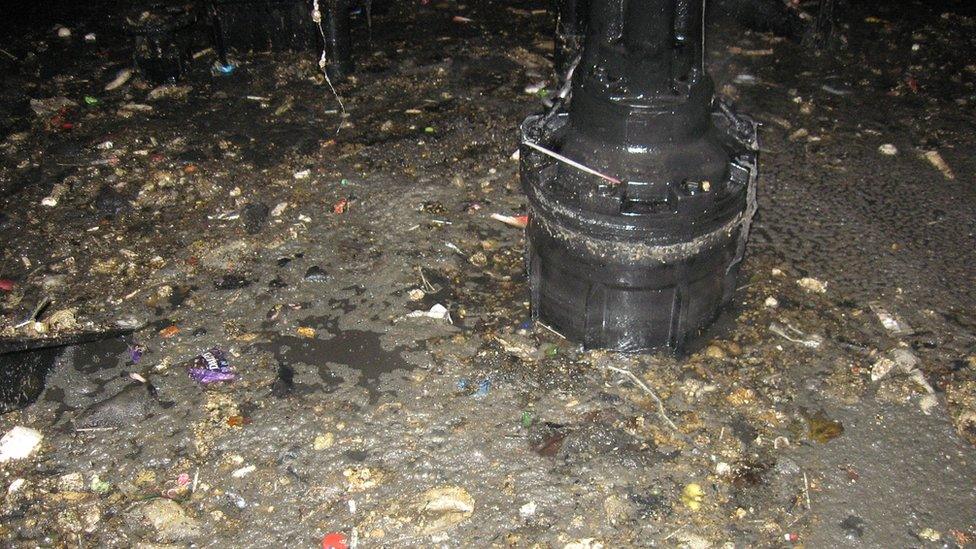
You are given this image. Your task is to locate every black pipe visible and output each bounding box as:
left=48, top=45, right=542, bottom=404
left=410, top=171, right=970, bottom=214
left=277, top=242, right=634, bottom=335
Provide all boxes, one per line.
left=521, top=0, right=759, bottom=352
left=322, top=0, right=353, bottom=80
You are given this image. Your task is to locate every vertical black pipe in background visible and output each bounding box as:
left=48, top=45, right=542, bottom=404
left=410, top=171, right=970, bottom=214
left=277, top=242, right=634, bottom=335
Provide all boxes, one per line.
left=323, top=0, right=353, bottom=80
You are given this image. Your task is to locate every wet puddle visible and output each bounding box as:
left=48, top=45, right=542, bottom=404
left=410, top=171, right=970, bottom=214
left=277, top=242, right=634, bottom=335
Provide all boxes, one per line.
left=257, top=316, right=413, bottom=402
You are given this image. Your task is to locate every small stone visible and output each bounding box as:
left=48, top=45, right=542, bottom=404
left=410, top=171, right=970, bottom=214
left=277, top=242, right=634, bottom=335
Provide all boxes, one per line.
left=146, top=84, right=191, bottom=101
left=90, top=474, right=111, bottom=494
left=681, top=483, right=705, bottom=511
left=304, top=265, right=329, bottom=282
left=704, top=345, right=726, bottom=360
left=918, top=528, right=941, bottom=542
left=293, top=169, right=311, bottom=180
left=519, top=501, right=537, bottom=519
left=57, top=501, right=102, bottom=533
left=416, top=486, right=475, bottom=535
left=870, top=357, right=897, bottom=382
left=878, top=143, right=898, bottom=155
left=59, top=472, right=85, bottom=492
left=313, top=433, right=335, bottom=450
left=675, top=532, right=712, bottom=549
left=468, top=251, right=488, bottom=267
left=407, top=288, right=426, bottom=301
left=797, top=277, right=827, bottom=294
left=297, top=326, right=316, bottom=338
left=724, top=341, right=742, bottom=356
left=56, top=26, right=72, bottom=38
left=47, top=308, right=77, bottom=331
left=130, top=499, right=201, bottom=543
left=919, top=394, right=938, bottom=415
left=343, top=467, right=382, bottom=491
left=764, top=296, right=779, bottom=308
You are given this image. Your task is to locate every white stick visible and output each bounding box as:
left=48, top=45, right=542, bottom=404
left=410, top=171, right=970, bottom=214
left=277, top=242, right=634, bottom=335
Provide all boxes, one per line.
left=490, top=213, right=527, bottom=229
left=606, top=365, right=678, bottom=431
left=522, top=141, right=622, bottom=185
left=803, top=472, right=811, bottom=510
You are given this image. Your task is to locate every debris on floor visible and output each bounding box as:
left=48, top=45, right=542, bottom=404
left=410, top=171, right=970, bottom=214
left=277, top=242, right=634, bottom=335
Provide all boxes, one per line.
left=0, top=426, right=43, bottom=462
left=0, top=1, right=975, bottom=547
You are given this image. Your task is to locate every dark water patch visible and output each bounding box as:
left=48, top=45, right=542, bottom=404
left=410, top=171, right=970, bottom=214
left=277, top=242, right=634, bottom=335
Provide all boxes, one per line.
left=256, top=316, right=412, bottom=402
left=73, top=337, right=129, bottom=374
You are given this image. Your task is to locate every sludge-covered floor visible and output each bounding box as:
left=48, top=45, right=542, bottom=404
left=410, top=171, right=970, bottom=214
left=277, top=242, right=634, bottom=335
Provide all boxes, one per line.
left=1, top=0, right=976, bottom=547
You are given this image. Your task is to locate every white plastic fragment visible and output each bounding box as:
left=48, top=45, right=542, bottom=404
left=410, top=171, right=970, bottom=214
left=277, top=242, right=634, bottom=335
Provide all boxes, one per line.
left=271, top=202, right=289, bottom=217
left=0, top=427, right=43, bottom=463
left=923, top=150, right=955, bottom=180
left=7, top=478, right=26, bottom=494
left=769, top=322, right=823, bottom=349
left=231, top=465, right=256, bottom=478
left=84, top=33, right=96, bottom=42
left=41, top=183, right=68, bottom=207
left=29, top=96, right=77, bottom=116
left=491, top=213, right=528, bottom=229
left=104, top=68, right=133, bottom=91
left=407, top=303, right=450, bottom=321
left=871, top=304, right=912, bottom=335
left=524, top=81, right=547, bottom=95
left=519, top=501, right=537, bottom=518
left=293, top=169, right=311, bottom=180
left=872, top=347, right=919, bottom=381
left=870, top=356, right=897, bottom=381
left=564, top=539, right=604, bottom=549
left=878, top=143, right=898, bottom=155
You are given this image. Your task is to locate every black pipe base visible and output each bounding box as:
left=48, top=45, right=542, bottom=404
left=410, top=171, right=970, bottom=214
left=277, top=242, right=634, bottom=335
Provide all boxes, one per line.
left=520, top=107, right=758, bottom=353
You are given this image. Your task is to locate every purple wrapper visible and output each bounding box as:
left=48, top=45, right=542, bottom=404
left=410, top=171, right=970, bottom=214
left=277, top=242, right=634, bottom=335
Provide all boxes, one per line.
left=188, top=367, right=237, bottom=384
left=128, top=345, right=146, bottom=363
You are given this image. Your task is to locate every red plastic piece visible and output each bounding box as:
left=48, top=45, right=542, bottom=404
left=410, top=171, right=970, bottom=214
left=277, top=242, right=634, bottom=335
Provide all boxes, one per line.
left=321, top=532, right=348, bottom=549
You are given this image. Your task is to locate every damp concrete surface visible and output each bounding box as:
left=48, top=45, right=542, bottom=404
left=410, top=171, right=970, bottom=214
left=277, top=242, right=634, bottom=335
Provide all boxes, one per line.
left=1, top=0, right=975, bottom=547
